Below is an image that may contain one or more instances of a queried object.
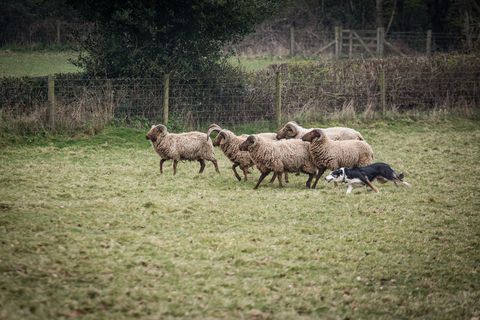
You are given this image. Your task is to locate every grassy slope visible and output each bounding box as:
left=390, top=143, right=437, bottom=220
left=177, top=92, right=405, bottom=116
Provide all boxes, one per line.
left=0, top=119, right=479, bottom=319
left=0, top=50, right=316, bottom=76
left=0, top=50, right=81, bottom=77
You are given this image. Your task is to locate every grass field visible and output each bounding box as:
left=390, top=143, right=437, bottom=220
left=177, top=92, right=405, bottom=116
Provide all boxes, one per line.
left=0, top=118, right=479, bottom=319
left=0, top=49, right=315, bottom=76
left=0, top=50, right=81, bottom=77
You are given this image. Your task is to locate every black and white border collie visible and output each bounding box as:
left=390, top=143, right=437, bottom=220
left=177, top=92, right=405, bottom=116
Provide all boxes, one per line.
left=325, top=162, right=411, bottom=194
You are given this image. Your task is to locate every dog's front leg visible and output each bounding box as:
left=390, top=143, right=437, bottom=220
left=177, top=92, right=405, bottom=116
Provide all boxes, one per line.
left=346, top=184, right=353, bottom=194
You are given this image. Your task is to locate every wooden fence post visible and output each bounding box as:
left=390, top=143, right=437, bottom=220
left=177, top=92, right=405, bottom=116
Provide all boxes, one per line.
left=379, top=69, right=386, bottom=114
left=289, top=26, right=295, bottom=56
left=349, top=30, right=353, bottom=59
left=162, top=73, right=170, bottom=125
left=426, top=30, right=432, bottom=56
left=334, top=26, right=340, bottom=59
left=377, top=27, right=385, bottom=57
left=47, top=75, right=55, bottom=129
left=275, top=71, right=282, bottom=128
left=56, top=20, right=61, bottom=45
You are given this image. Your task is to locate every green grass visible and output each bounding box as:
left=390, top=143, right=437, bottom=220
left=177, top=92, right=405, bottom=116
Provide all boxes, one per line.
left=0, top=119, right=479, bottom=319
left=0, top=49, right=316, bottom=77
left=0, top=50, right=80, bottom=77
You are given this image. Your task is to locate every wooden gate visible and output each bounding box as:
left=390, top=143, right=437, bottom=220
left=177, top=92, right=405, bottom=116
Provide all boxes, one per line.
left=314, top=27, right=432, bottom=58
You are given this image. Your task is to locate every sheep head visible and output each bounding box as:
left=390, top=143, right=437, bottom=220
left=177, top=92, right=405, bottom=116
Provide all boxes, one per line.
left=239, top=135, right=256, bottom=151
left=302, top=129, right=323, bottom=142
left=213, top=131, right=230, bottom=147
left=276, top=122, right=298, bottom=139
left=206, top=124, right=222, bottom=141
left=146, top=124, right=167, bottom=142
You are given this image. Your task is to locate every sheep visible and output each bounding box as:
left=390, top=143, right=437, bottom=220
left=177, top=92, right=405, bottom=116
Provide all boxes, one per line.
left=146, top=124, right=219, bottom=175
left=276, top=121, right=364, bottom=141
left=239, top=135, right=318, bottom=189
left=206, top=123, right=286, bottom=182
left=301, top=129, right=374, bottom=188
left=206, top=124, right=254, bottom=181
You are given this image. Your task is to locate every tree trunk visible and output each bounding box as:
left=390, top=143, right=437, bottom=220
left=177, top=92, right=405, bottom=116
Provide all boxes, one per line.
left=376, top=0, right=384, bottom=28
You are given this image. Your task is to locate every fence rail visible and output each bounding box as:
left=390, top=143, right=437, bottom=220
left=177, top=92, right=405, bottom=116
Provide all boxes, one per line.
left=1, top=61, right=478, bottom=132
left=231, top=26, right=473, bottom=58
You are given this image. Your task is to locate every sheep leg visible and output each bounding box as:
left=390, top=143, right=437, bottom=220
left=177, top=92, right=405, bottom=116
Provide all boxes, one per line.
left=254, top=171, right=270, bottom=190
left=159, top=159, right=167, bottom=174
left=312, top=167, right=327, bottom=189
left=232, top=164, right=242, bottom=181
left=306, top=173, right=314, bottom=189
left=269, top=173, right=277, bottom=183
left=198, top=159, right=206, bottom=174
left=211, top=159, right=220, bottom=173
left=241, top=166, right=249, bottom=181
left=284, top=172, right=289, bottom=183
left=276, top=171, right=283, bottom=188
left=173, top=160, right=178, bottom=175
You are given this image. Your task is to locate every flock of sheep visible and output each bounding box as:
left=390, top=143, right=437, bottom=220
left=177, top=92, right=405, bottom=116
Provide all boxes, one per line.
left=145, top=121, right=374, bottom=190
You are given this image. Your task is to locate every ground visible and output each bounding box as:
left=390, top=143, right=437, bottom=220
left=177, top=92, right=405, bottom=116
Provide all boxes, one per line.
left=0, top=50, right=81, bottom=77
left=0, top=118, right=479, bottom=319
left=0, top=49, right=315, bottom=76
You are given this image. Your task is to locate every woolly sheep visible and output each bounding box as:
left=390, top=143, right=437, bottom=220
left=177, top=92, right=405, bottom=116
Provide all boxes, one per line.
left=206, top=124, right=254, bottom=181
left=276, top=121, right=364, bottom=141
left=302, top=129, right=374, bottom=188
left=206, top=123, right=286, bottom=182
left=146, top=124, right=219, bottom=175
left=239, top=135, right=318, bottom=189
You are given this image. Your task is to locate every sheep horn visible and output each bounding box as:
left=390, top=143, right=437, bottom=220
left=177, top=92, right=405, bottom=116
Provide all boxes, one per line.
left=208, top=123, right=222, bottom=130
left=206, top=125, right=222, bottom=141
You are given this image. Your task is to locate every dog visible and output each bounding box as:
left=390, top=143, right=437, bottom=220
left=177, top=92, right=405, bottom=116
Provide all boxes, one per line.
left=325, top=162, right=411, bottom=194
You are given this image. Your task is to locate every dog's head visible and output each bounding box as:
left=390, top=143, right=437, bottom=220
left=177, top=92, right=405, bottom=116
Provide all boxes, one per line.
left=239, top=135, right=256, bottom=151
left=325, top=168, right=346, bottom=183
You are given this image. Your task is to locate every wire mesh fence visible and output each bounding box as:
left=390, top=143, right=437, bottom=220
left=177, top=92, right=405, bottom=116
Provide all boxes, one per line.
left=1, top=60, right=478, bottom=133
